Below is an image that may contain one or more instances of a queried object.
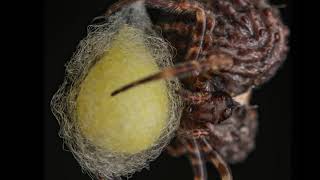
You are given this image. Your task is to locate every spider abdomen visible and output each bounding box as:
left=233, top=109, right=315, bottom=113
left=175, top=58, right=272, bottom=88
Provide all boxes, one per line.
left=210, top=105, right=258, bottom=163
left=149, top=0, right=289, bottom=96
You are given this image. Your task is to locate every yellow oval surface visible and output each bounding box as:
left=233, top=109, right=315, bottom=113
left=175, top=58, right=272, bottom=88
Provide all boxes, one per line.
left=76, top=26, right=169, bottom=154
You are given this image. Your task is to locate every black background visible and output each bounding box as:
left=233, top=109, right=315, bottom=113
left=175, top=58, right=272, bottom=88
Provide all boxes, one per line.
left=44, top=0, right=296, bottom=180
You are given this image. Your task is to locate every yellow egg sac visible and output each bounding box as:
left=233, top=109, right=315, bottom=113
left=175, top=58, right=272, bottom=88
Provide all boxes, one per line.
left=76, top=26, right=169, bottom=154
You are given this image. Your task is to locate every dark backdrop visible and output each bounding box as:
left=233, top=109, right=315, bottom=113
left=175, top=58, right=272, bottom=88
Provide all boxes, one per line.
left=44, top=0, right=294, bottom=179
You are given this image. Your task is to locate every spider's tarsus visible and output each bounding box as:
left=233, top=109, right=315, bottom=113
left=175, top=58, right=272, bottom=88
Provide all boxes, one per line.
left=111, top=73, right=161, bottom=96
left=111, top=91, right=119, bottom=96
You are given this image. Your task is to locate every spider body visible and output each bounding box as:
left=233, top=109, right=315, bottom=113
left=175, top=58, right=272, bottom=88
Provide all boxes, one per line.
left=107, top=0, right=289, bottom=179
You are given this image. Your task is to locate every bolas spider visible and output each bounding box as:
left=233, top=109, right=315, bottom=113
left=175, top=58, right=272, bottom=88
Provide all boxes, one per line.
left=107, top=0, right=289, bottom=180
left=51, top=0, right=289, bottom=179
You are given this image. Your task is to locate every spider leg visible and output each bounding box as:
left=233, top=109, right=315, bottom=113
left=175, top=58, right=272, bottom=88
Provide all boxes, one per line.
left=156, top=22, right=192, bottom=55
left=110, top=60, right=200, bottom=96
left=111, top=54, right=233, bottom=96
left=158, top=22, right=193, bottom=37
left=152, top=1, right=214, bottom=61
left=184, top=138, right=208, bottom=180
left=200, top=137, right=233, bottom=180
left=158, top=16, right=214, bottom=58
left=105, top=0, right=216, bottom=61
left=176, top=89, right=211, bottom=104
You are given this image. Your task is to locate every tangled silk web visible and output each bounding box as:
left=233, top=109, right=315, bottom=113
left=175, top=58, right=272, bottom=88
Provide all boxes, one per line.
left=50, top=2, right=183, bottom=179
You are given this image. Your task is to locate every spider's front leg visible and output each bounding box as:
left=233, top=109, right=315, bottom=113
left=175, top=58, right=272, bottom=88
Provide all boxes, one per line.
left=106, top=0, right=215, bottom=60
left=180, top=135, right=233, bottom=180
left=111, top=53, right=234, bottom=96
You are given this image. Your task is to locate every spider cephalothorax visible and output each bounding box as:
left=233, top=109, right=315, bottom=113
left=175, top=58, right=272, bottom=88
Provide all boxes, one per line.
left=108, top=0, right=289, bottom=179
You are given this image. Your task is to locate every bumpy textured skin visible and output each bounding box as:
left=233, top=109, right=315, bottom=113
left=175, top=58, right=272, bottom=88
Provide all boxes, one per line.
left=150, top=0, right=289, bottom=96
left=106, top=0, right=289, bottom=179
